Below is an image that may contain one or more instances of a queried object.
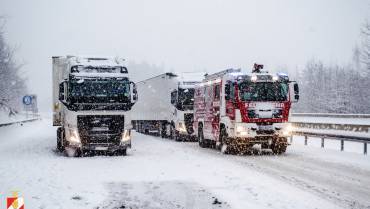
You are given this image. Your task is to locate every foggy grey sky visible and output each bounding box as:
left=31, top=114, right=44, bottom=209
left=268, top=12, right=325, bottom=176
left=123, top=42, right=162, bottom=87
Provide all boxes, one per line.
left=0, top=0, right=369, bottom=111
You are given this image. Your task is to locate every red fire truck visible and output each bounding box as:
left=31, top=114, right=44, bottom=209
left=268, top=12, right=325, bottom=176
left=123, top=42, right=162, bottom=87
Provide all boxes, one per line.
left=193, top=65, right=299, bottom=154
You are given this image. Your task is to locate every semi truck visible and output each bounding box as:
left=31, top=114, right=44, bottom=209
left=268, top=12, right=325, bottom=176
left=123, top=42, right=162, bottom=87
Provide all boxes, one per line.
left=52, top=56, right=137, bottom=157
left=193, top=64, right=299, bottom=154
left=132, top=72, right=201, bottom=141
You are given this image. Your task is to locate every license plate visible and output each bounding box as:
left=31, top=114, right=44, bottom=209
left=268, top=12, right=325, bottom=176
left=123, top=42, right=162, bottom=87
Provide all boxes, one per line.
left=259, top=125, right=273, bottom=131
left=95, top=146, right=108, bottom=151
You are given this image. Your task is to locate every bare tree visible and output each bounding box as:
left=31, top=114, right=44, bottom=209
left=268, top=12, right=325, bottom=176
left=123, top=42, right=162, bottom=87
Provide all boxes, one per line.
left=0, top=17, right=27, bottom=115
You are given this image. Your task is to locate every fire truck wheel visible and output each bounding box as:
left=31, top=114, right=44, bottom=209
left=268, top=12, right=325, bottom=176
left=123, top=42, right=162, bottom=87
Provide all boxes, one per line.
left=57, top=127, right=64, bottom=152
left=198, top=125, right=208, bottom=148
left=219, top=127, right=229, bottom=154
left=271, top=143, right=287, bottom=155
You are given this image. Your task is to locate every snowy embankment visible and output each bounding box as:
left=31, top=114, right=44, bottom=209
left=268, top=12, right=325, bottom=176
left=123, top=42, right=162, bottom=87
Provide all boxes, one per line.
left=1, top=118, right=370, bottom=209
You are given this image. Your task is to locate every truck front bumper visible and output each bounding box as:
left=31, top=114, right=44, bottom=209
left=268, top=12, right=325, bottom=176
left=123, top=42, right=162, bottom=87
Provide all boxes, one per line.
left=81, top=140, right=131, bottom=152
left=225, top=136, right=288, bottom=146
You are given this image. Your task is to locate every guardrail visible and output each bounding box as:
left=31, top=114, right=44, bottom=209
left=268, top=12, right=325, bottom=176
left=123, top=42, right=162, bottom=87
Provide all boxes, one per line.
left=290, top=113, right=370, bottom=155
left=0, top=114, right=41, bottom=127
left=291, top=113, right=370, bottom=118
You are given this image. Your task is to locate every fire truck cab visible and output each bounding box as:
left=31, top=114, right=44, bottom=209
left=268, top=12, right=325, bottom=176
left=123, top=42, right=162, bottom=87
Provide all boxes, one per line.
left=193, top=66, right=299, bottom=154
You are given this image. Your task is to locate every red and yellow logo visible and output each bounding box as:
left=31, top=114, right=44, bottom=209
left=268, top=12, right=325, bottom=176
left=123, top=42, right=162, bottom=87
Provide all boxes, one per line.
left=6, top=192, right=24, bottom=209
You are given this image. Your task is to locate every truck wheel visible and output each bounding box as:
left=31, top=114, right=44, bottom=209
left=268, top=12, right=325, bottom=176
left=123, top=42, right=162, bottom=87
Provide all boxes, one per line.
left=117, top=149, right=127, bottom=156
left=165, top=124, right=171, bottom=138
left=160, top=124, right=166, bottom=138
left=271, top=143, right=287, bottom=155
left=198, top=125, right=207, bottom=148
left=174, top=131, right=181, bottom=141
left=219, top=127, right=229, bottom=154
left=57, top=127, right=64, bottom=152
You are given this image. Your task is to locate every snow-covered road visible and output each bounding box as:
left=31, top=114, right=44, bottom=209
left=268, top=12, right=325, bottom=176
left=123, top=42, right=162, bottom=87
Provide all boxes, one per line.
left=1, top=118, right=370, bottom=209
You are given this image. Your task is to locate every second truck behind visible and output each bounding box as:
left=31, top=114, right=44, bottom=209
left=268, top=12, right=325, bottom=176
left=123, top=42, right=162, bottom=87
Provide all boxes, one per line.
left=132, top=72, right=201, bottom=141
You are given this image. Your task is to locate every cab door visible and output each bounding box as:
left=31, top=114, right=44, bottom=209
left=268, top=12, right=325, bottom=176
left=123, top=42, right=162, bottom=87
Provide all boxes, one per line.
left=210, top=83, right=221, bottom=141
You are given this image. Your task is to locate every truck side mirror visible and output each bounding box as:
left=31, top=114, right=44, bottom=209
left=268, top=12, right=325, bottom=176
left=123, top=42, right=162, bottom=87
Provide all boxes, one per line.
left=225, top=83, right=230, bottom=100
left=293, top=83, right=299, bottom=94
left=59, top=81, right=68, bottom=105
left=170, top=90, right=177, bottom=105
left=130, top=81, right=137, bottom=103
left=292, top=82, right=299, bottom=102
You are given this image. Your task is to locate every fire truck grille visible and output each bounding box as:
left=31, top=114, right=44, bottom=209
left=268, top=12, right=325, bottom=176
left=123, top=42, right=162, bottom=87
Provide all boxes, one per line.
left=184, top=113, right=194, bottom=134
left=256, top=130, right=275, bottom=135
left=77, top=115, right=124, bottom=145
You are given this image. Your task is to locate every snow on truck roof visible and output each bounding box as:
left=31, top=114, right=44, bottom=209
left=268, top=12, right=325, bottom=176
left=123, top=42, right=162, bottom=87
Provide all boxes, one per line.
left=54, top=55, right=127, bottom=67
left=136, top=72, right=203, bottom=84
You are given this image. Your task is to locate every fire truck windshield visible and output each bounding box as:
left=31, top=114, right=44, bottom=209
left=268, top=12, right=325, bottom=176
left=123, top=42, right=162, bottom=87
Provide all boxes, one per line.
left=238, top=81, right=289, bottom=102
left=177, top=88, right=195, bottom=110
left=68, top=79, right=130, bottom=104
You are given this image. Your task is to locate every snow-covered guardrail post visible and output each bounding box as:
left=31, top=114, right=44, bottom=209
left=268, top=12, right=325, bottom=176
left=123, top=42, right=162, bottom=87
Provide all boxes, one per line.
left=321, top=137, right=324, bottom=148
left=364, top=143, right=367, bottom=155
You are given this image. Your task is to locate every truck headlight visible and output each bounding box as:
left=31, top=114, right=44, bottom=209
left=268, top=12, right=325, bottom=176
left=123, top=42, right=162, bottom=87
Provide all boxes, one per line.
left=121, top=130, right=131, bottom=142
left=282, top=124, right=293, bottom=136
left=236, top=125, right=248, bottom=136
left=177, top=122, right=187, bottom=132
left=66, top=128, right=81, bottom=144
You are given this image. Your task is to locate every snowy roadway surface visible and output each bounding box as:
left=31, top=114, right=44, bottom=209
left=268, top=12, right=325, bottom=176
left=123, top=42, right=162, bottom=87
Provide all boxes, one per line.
left=1, top=118, right=370, bottom=209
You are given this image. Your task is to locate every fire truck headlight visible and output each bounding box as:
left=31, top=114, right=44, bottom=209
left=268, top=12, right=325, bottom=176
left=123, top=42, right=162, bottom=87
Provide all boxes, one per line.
left=121, top=129, right=131, bottom=142
left=66, top=128, right=81, bottom=144
left=236, top=125, right=249, bottom=136
left=236, top=125, right=245, bottom=132
left=282, top=124, right=293, bottom=136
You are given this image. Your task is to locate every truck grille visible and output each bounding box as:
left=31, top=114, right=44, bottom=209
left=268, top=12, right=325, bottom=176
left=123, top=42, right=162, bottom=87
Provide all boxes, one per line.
left=77, top=115, right=124, bottom=145
left=184, top=113, right=194, bottom=134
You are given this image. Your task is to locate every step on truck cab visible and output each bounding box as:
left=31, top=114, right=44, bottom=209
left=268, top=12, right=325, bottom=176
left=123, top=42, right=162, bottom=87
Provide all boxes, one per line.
left=193, top=64, right=299, bottom=154
left=52, top=56, right=137, bottom=157
left=132, top=72, right=201, bottom=141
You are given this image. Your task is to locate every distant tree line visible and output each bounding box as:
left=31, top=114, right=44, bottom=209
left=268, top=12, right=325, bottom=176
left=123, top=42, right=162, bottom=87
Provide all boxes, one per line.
left=0, top=18, right=27, bottom=115
left=293, top=21, right=370, bottom=113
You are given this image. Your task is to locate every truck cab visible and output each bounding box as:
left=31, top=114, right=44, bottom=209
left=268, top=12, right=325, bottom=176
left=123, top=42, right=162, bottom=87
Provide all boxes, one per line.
left=169, top=81, right=199, bottom=140
left=194, top=65, right=299, bottom=154
left=53, top=56, right=137, bottom=156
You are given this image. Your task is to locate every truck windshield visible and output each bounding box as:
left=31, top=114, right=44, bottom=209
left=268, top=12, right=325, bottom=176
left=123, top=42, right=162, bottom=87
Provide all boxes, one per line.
left=238, top=81, right=289, bottom=102
left=69, top=79, right=130, bottom=103
left=177, top=88, right=195, bottom=110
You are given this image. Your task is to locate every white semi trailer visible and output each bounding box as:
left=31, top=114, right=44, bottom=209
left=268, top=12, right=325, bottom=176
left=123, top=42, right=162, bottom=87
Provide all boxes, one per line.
left=52, top=56, right=137, bottom=156
left=132, top=72, right=202, bottom=141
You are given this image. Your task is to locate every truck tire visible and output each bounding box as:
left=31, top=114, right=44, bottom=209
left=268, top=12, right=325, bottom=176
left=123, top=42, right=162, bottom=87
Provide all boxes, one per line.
left=219, top=126, right=229, bottom=154
left=271, top=141, right=287, bottom=155
left=198, top=125, right=207, bottom=148
left=117, top=149, right=127, bottom=156
left=57, top=127, right=64, bottom=152
left=160, top=124, right=165, bottom=138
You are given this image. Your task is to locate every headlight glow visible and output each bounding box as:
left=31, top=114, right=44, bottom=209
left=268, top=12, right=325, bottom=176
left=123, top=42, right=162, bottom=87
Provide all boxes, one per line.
left=121, top=130, right=131, bottom=142
left=282, top=124, right=293, bottom=136
left=177, top=122, right=187, bottom=132
left=236, top=125, right=245, bottom=132
left=66, top=128, right=81, bottom=144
